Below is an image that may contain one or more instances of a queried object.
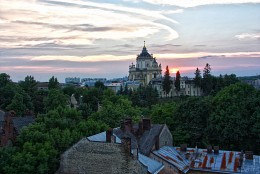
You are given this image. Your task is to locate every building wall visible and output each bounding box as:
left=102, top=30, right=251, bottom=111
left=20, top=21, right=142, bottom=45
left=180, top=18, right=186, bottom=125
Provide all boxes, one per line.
left=57, top=138, right=145, bottom=174
left=0, top=113, right=15, bottom=147
left=159, top=125, right=173, bottom=148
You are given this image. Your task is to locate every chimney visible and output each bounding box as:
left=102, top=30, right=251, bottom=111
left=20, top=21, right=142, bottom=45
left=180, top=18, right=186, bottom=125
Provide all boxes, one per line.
left=155, top=135, right=160, bottom=150
left=138, top=121, right=144, bottom=135
left=239, top=150, right=244, bottom=167
left=122, top=137, right=131, bottom=155
left=106, top=128, right=113, bottom=143
left=120, top=121, right=125, bottom=131
left=207, top=146, right=213, bottom=154
left=142, top=118, right=151, bottom=131
left=124, top=118, right=133, bottom=132
left=181, top=144, right=187, bottom=152
left=111, top=135, right=116, bottom=143
left=245, top=151, right=253, bottom=160
left=214, top=146, right=219, bottom=154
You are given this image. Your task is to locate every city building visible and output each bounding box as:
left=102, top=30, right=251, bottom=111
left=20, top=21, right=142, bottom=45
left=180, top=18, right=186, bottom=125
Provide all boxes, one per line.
left=65, top=77, right=80, bottom=84
left=129, top=42, right=162, bottom=86
left=150, top=77, right=202, bottom=98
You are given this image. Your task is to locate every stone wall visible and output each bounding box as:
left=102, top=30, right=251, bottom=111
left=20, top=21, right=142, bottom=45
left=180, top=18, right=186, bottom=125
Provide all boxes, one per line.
left=57, top=138, right=145, bottom=174
left=159, top=125, right=173, bottom=148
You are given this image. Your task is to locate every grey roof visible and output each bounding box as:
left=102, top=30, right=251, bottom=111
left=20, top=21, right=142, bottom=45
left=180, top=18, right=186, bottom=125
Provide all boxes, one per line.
left=87, top=130, right=122, bottom=143
left=113, top=124, right=164, bottom=156
left=165, top=146, right=260, bottom=174
left=138, top=46, right=152, bottom=58
left=138, top=153, right=164, bottom=174
left=153, top=146, right=190, bottom=173
left=242, top=155, right=260, bottom=174
left=87, top=128, right=165, bottom=174
left=12, top=116, right=35, bottom=133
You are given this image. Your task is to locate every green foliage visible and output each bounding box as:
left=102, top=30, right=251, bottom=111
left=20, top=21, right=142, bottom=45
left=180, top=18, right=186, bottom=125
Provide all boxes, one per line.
left=172, top=97, right=211, bottom=146
left=150, top=102, right=177, bottom=127
left=94, top=81, right=106, bottom=90
left=129, top=85, right=158, bottom=107
left=2, top=107, right=108, bottom=174
left=48, top=76, right=59, bottom=89
left=194, top=67, right=202, bottom=87
left=62, top=85, right=76, bottom=96
left=44, top=89, right=68, bottom=111
left=207, top=83, right=259, bottom=151
left=6, top=93, right=26, bottom=115
left=174, top=70, right=180, bottom=91
left=0, top=73, right=12, bottom=88
left=162, top=65, right=172, bottom=96
left=90, top=95, right=141, bottom=127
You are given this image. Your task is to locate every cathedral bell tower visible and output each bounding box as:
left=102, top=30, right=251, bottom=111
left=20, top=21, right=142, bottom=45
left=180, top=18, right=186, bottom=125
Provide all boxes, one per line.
left=128, top=42, right=162, bottom=85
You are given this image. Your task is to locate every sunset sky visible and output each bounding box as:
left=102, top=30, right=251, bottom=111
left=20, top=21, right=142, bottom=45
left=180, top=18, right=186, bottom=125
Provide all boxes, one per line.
left=0, top=0, right=260, bottom=82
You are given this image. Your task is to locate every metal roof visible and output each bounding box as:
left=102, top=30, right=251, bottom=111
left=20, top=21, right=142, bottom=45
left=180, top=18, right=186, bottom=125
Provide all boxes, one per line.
left=138, top=153, right=164, bottom=174
left=87, top=130, right=121, bottom=143
left=241, top=155, right=260, bottom=174
left=173, top=146, right=260, bottom=174
left=153, top=146, right=190, bottom=173
left=12, top=116, right=35, bottom=133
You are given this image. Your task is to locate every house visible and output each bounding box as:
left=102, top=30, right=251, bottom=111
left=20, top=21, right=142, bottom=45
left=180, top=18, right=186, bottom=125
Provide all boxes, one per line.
left=0, top=110, right=35, bottom=147
left=57, top=118, right=172, bottom=174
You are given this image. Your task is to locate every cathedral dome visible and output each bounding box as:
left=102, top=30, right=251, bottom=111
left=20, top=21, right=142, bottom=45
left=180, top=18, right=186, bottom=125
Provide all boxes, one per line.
left=138, top=41, right=152, bottom=58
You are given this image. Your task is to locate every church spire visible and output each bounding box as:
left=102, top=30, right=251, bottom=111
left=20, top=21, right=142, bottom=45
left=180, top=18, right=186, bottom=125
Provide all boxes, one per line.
left=143, top=41, right=146, bottom=48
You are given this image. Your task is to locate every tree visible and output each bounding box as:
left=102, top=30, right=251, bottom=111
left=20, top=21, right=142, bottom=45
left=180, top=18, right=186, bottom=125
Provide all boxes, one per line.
left=174, top=70, right=180, bottom=92
left=207, top=83, right=258, bottom=151
left=123, top=84, right=129, bottom=95
left=162, top=66, right=172, bottom=97
left=194, top=67, right=202, bottom=87
left=44, top=89, right=68, bottom=111
left=48, top=76, right=59, bottom=89
left=202, top=63, right=213, bottom=95
left=203, top=63, right=211, bottom=78
left=94, top=81, right=105, bottom=90
left=6, top=93, right=26, bottom=116
left=0, top=73, right=11, bottom=88
left=19, top=76, right=37, bottom=94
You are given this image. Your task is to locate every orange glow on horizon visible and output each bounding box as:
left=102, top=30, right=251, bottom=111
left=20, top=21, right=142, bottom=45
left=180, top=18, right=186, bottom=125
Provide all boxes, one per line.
left=170, top=68, right=179, bottom=74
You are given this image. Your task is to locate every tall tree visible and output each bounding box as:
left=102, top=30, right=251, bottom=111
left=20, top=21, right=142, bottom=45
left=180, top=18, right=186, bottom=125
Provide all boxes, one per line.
left=162, top=66, right=172, bottom=97
left=19, top=76, right=37, bottom=94
left=174, top=70, right=181, bottom=92
left=0, top=73, right=11, bottom=87
left=48, top=76, right=59, bottom=89
left=194, top=67, right=202, bottom=87
left=202, top=63, right=213, bottom=95
left=203, top=63, right=211, bottom=78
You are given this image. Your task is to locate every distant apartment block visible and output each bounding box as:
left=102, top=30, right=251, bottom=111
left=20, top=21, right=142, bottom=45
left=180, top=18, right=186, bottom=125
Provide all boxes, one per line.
left=65, top=77, right=80, bottom=84
left=81, top=78, right=107, bottom=83
left=242, top=79, right=260, bottom=89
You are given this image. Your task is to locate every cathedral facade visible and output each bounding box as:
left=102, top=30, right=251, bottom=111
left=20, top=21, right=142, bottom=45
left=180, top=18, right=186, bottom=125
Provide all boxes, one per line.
left=128, top=42, right=162, bottom=85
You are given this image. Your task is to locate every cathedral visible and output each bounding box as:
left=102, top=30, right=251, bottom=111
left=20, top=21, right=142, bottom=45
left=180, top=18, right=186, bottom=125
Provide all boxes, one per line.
left=128, top=42, right=162, bottom=85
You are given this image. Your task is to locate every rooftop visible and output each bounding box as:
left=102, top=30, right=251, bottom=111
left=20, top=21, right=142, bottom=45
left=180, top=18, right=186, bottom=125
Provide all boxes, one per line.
left=154, top=146, right=260, bottom=174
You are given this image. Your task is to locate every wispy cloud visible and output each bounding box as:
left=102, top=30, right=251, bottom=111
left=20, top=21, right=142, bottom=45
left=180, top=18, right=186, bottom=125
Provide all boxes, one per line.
left=235, top=33, right=260, bottom=40
left=141, top=0, right=260, bottom=7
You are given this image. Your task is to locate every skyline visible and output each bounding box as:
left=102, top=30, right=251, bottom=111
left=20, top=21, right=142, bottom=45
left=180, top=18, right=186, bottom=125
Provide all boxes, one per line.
left=0, top=0, right=260, bottom=82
